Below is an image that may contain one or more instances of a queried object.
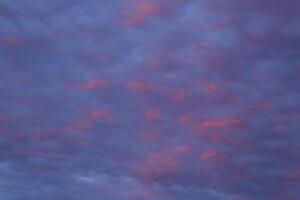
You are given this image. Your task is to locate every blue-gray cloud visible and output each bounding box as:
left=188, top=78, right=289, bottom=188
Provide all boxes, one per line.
left=0, top=0, right=299, bottom=199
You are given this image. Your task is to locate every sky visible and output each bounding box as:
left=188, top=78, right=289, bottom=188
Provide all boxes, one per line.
left=0, top=0, right=300, bottom=199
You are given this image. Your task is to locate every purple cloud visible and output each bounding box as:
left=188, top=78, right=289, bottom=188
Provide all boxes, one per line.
left=0, top=0, right=299, bottom=199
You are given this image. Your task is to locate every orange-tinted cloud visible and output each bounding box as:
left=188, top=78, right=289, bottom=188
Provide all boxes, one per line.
left=201, top=82, right=220, bottom=93
left=200, top=149, right=227, bottom=164
left=122, top=1, right=159, bottom=27
left=126, top=80, right=148, bottom=91
left=193, top=118, right=242, bottom=132
left=70, top=79, right=107, bottom=90
left=177, top=112, right=191, bottom=125
left=138, top=152, right=180, bottom=181
left=170, top=89, right=186, bottom=103
left=144, top=108, right=160, bottom=122
left=88, top=110, right=113, bottom=121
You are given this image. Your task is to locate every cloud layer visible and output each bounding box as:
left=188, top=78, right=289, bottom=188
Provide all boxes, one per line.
left=0, top=0, right=300, bottom=199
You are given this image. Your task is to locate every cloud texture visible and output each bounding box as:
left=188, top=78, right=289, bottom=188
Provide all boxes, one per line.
left=0, top=0, right=300, bottom=199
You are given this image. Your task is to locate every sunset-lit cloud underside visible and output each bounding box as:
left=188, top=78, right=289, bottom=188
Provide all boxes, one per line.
left=0, top=0, right=299, bottom=199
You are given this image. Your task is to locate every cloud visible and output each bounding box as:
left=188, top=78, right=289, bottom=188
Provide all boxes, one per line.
left=0, top=0, right=299, bottom=199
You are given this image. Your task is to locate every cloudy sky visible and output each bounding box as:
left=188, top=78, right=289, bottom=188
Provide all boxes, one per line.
left=0, top=0, right=300, bottom=199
